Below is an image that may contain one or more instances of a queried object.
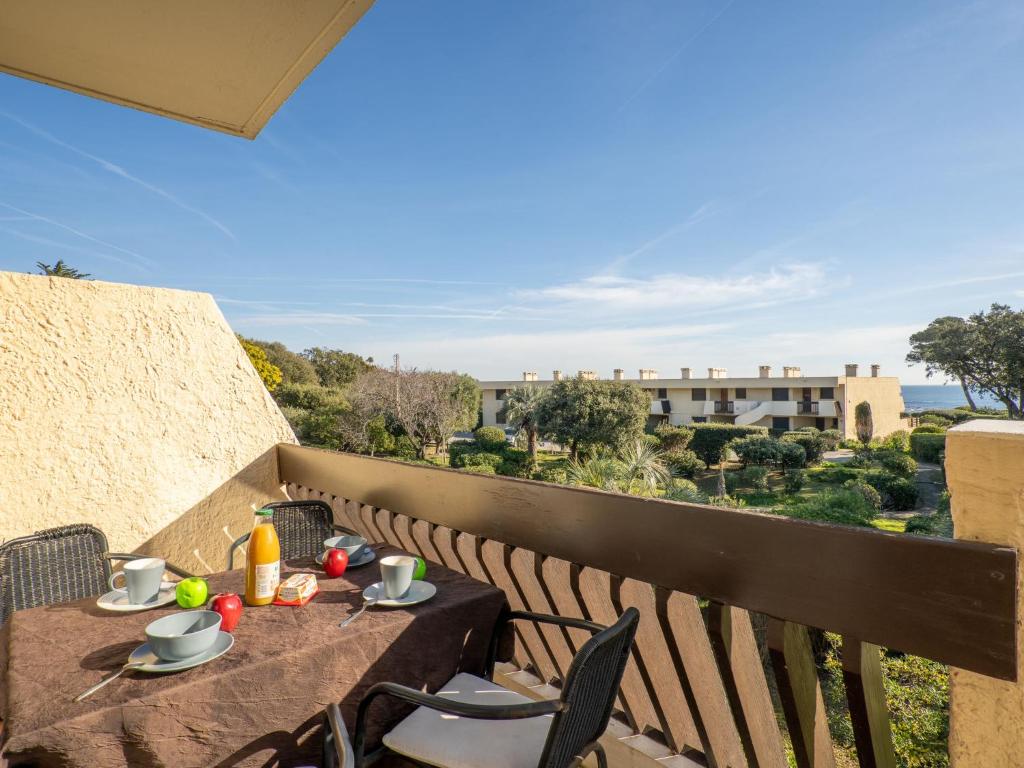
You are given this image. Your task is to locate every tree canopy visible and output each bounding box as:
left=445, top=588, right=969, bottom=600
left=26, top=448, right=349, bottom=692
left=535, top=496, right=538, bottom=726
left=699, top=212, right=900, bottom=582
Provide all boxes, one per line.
left=36, top=260, right=91, bottom=279
left=301, top=347, right=372, bottom=388
left=907, top=304, right=1024, bottom=418
left=535, top=379, right=647, bottom=458
left=238, top=338, right=283, bottom=391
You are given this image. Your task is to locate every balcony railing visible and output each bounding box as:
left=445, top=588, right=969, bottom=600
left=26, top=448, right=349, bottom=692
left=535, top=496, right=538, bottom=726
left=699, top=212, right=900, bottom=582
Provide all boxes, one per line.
left=714, top=401, right=735, bottom=414
left=275, top=443, right=1016, bottom=768
left=797, top=400, right=819, bottom=415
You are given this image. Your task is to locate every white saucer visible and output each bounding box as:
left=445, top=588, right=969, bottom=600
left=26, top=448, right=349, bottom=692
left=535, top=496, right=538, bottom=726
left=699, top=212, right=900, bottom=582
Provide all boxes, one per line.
left=97, top=582, right=178, bottom=612
left=363, top=580, right=436, bottom=608
left=128, top=631, right=234, bottom=673
left=316, top=548, right=376, bottom=568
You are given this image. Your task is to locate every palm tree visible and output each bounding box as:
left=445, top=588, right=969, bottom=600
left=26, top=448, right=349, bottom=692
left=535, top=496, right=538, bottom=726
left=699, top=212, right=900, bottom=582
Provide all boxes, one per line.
left=36, top=260, right=91, bottom=279
left=617, top=440, right=673, bottom=496
left=566, top=455, right=622, bottom=492
left=503, top=386, right=545, bottom=459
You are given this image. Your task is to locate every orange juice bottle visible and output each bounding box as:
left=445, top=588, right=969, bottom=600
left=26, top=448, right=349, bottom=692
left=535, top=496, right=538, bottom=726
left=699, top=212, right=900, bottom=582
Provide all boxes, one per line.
left=245, top=508, right=281, bottom=606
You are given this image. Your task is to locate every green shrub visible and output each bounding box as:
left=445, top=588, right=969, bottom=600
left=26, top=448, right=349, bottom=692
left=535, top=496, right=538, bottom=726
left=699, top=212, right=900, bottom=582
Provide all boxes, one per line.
left=473, top=426, right=508, bottom=451
left=392, top=435, right=418, bottom=458
left=731, top=436, right=780, bottom=466
left=843, top=479, right=882, bottom=510
left=881, top=430, right=911, bottom=453
left=820, top=429, right=843, bottom=451
left=782, top=431, right=825, bottom=464
left=887, top=478, right=919, bottom=511
left=664, top=449, right=703, bottom=479
left=910, top=433, right=946, bottom=463
left=863, top=469, right=898, bottom=494
left=724, top=472, right=739, bottom=494
left=459, top=451, right=504, bottom=471
left=784, top=469, right=806, bottom=493
left=739, top=465, right=770, bottom=491
left=904, top=516, right=934, bottom=534
left=497, top=448, right=532, bottom=478
left=919, top=413, right=953, bottom=428
left=785, top=489, right=877, bottom=526
left=534, top=463, right=568, bottom=485
left=464, top=464, right=497, bottom=475
left=778, top=441, right=807, bottom=469
left=655, top=424, right=693, bottom=451
left=810, top=464, right=860, bottom=484
left=839, top=438, right=862, bottom=450
left=797, top=426, right=820, bottom=434
left=690, top=423, right=769, bottom=467
left=912, top=424, right=945, bottom=434
left=273, top=382, right=348, bottom=412
left=640, top=433, right=660, bottom=449
left=664, top=480, right=708, bottom=504
left=878, top=451, right=918, bottom=478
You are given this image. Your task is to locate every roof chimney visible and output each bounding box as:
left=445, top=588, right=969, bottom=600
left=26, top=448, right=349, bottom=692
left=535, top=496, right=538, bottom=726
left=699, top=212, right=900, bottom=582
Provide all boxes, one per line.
left=553, top=370, right=562, bottom=382
left=578, top=369, right=597, bottom=380
left=871, top=364, right=880, bottom=378
left=522, top=371, right=537, bottom=382
left=639, top=368, right=658, bottom=380
left=680, top=367, right=691, bottom=379
left=845, top=363, right=859, bottom=377
left=613, top=368, right=624, bottom=381
left=783, top=366, right=802, bottom=378
left=708, top=367, right=727, bottom=379
left=759, top=365, right=772, bottom=378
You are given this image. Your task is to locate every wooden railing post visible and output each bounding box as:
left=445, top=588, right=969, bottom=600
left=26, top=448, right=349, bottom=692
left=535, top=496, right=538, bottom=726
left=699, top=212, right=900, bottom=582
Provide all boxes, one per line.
left=946, top=421, right=1024, bottom=765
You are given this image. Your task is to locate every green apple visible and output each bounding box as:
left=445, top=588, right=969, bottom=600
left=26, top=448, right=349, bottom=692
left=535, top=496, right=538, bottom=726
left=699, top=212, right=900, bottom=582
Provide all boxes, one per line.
left=412, top=557, right=427, bottom=581
left=175, top=577, right=209, bottom=608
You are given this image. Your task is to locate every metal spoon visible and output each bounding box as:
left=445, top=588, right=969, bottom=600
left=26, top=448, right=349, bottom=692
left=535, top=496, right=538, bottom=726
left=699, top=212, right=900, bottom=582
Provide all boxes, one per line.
left=74, top=662, right=146, bottom=702
left=339, top=597, right=378, bottom=627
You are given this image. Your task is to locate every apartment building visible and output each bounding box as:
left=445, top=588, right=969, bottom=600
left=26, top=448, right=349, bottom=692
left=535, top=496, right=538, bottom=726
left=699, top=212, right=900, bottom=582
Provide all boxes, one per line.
left=479, top=364, right=907, bottom=439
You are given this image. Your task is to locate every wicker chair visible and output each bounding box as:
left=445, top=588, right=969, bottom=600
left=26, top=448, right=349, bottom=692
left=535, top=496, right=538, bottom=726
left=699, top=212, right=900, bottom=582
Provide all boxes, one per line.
left=323, top=607, right=640, bottom=768
left=0, top=524, right=194, bottom=626
left=227, top=500, right=358, bottom=569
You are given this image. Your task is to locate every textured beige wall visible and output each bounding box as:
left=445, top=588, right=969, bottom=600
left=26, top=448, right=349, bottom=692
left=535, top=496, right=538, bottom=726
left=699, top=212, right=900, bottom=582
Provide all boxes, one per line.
left=946, top=420, right=1024, bottom=765
left=841, top=376, right=907, bottom=439
left=0, top=272, right=296, bottom=574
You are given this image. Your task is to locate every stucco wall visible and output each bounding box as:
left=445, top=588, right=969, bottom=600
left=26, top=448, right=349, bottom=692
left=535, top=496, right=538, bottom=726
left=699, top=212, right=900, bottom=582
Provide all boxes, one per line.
left=841, top=376, right=907, bottom=439
left=0, top=272, right=296, bottom=574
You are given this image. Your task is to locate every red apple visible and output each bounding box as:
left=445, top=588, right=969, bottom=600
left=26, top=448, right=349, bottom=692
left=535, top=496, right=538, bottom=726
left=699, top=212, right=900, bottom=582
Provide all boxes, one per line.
left=208, top=593, right=243, bottom=632
left=323, top=548, right=349, bottom=578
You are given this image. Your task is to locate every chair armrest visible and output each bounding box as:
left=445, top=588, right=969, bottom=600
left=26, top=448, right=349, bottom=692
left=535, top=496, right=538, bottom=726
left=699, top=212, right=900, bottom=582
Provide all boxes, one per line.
left=226, top=533, right=251, bottom=570
left=331, top=524, right=360, bottom=536
left=353, top=681, right=562, bottom=766
left=486, top=609, right=605, bottom=676
left=104, top=553, right=194, bottom=580
left=323, top=703, right=354, bottom=768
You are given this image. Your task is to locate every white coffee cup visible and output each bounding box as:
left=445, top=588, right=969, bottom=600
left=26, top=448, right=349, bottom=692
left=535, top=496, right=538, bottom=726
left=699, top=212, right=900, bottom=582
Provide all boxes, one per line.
left=109, top=557, right=166, bottom=605
left=379, top=555, right=415, bottom=600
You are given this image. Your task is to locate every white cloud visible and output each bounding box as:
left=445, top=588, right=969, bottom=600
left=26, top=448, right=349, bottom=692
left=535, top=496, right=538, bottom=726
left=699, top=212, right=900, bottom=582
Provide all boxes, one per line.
left=525, top=263, right=825, bottom=311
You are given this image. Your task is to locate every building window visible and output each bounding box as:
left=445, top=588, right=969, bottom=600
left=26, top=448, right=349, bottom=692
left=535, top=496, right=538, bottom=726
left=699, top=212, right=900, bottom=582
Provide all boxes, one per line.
left=495, top=389, right=506, bottom=401
left=815, top=417, right=826, bottom=430
left=820, top=386, right=834, bottom=399
left=735, top=387, right=747, bottom=399
left=692, top=416, right=707, bottom=424
left=772, top=416, right=790, bottom=431
left=691, top=388, right=706, bottom=401
left=771, top=387, right=788, bottom=402
left=657, top=387, right=668, bottom=399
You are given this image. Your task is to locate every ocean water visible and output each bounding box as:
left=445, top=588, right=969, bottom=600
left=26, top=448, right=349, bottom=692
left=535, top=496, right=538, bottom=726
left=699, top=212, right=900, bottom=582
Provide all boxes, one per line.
left=901, top=384, right=1003, bottom=412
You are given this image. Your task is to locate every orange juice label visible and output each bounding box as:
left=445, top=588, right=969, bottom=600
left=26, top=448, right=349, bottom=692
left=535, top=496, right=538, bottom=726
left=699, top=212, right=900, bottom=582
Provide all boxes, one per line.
left=253, top=561, right=280, bottom=599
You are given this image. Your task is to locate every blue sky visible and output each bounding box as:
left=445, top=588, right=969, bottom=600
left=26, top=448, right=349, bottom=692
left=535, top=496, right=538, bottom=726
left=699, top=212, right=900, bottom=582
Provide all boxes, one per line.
left=2, top=0, right=1023, bottom=383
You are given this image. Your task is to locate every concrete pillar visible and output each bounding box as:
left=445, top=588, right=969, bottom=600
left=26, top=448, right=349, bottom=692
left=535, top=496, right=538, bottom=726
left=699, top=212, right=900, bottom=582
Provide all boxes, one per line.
left=871, top=364, right=880, bottom=378
left=759, top=365, right=772, bottom=378
left=613, top=369, right=624, bottom=381
left=946, top=421, right=1024, bottom=764
left=845, top=363, right=859, bottom=377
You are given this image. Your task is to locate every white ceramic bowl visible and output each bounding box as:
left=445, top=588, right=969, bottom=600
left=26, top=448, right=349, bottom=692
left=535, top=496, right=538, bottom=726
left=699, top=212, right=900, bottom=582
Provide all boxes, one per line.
left=323, top=534, right=367, bottom=560
left=145, top=610, right=222, bottom=661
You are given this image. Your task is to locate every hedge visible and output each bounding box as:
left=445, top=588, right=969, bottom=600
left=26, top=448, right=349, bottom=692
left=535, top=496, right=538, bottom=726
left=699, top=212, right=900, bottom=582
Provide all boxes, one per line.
left=473, top=426, right=508, bottom=451
left=690, top=423, right=768, bottom=467
left=781, top=431, right=825, bottom=464
left=910, top=433, right=946, bottom=463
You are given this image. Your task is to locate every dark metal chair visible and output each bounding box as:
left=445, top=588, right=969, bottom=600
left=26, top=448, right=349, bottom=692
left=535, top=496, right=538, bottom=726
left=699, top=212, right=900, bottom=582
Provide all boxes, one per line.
left=323, top=607, right=640, bottom=768
left=0, top=524, right=193, bottom=626
left=227, top=500, right=358, bottom=569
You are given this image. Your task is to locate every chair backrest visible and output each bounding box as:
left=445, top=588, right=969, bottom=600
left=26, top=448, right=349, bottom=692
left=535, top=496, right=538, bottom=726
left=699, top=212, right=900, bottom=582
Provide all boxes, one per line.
left=265, top=500, right=336, bottom=561
left=539, top=607, right=640, bottom=768
left=0, top=524, right=111, bottom=626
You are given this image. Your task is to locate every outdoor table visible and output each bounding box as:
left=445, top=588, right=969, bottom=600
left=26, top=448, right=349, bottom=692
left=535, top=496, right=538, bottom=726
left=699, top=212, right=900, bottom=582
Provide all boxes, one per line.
left=0, top=544, right=508, bottom=767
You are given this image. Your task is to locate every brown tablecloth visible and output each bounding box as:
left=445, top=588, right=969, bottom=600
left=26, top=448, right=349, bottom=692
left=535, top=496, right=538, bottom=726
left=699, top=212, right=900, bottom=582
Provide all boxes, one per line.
left=0, top=545, right=507, bottom=768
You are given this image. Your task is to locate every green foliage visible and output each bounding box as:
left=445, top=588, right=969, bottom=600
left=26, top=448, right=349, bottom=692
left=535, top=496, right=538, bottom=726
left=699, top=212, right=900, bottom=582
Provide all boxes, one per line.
left=877, top=451, right=918, bottom=478
left=781, top=431, right=823, bottom=464
left=239, top=337, right=283, bottom=391
left=497, top=448, right=532, bottom=478
left=664, top=480, right=708, bottom=504
left=724, top=472, right=740, bottom=494
left=241, top=338, right=319, bottom=386
left=855, top=401, right=874, bottom=447
left=731, top=436, right=780, bottom=467
left=910, top=433, right=946, bottom=463
left=664, top=448, right=703, bottom=479
left=778, top=440, right=807, bottom=469
left=783, top=469, right=806, bottom=493
left=300, top=347, right=371, bottom=388
left=842, top=479, right=882, bottom=510
left=739, top=465, right=770, bottom=491
left=819, top=429, right=843, bottom=451
left=881, top=429, right=911, bottom=453
left=536, top=379, right=648, bottom=457
left=501, top=386, right=547, bottom=457
left=458, top=452, right=505, bottom=471
left=473, top=426, right=508, bottom=451
left=784, top=489, right=878, bottom=527
left=689, top=423, right=769, bottom=468
left=863, top=468, right=898, bottom=494
left=566, top=456, right=622, bottom=491
left=809, top=464, right=860, bottom=484
left=36, top=260, right=90, bottom=278
left=654, top=423, right=693, bottom=452
left=919, top=413, right=953, bottom=428
left=364, top=415, right=395, bottom=455
left=273, top=382, right=347, bottom=411
left=464, top=463, right=497, bottom=475
left=888, top=477, right=920, bottom=511
left=533, top=462, right=568, bottom=485
left=912, top=424, right=946, bottom=434
left=392, top=435, right=418, bottom=459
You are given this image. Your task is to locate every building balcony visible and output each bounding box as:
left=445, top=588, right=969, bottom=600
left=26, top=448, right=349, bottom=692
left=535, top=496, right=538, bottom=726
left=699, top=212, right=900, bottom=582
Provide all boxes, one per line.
left=797, top=400, right=820, bottom=415
left=713, top=400, right=735, bottom=414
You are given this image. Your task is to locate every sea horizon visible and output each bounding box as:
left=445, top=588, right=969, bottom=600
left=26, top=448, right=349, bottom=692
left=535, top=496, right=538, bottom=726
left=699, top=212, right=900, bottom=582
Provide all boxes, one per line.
left=901, top=384, right=1003, bottom=413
